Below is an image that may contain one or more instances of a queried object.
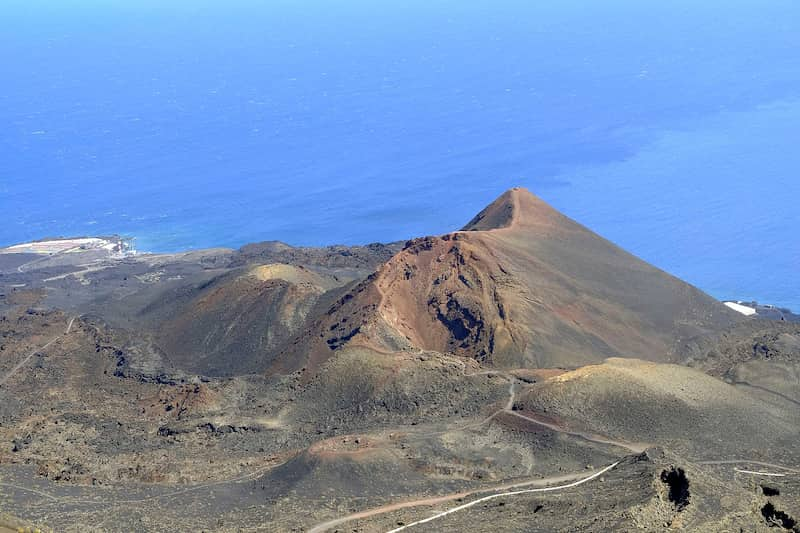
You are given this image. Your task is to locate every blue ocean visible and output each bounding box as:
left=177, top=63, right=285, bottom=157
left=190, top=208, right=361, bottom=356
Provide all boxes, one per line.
left=1, top=1, right=798, bottom=309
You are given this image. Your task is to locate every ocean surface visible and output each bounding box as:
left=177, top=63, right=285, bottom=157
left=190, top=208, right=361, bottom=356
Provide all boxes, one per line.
left=1, top=1, right=798, bottom=309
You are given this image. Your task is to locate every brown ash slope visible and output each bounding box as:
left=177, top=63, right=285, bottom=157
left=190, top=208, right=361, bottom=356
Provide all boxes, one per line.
left=133, top=242, right=402, bottom=376
left=306, top=187, right=738, bottom=372
left=136, top=264, right=346, bottom=376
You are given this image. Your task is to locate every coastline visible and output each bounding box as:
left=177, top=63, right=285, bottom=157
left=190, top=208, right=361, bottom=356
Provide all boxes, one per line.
left=1, top=234, right=796, bottom=321
left=0, top=235, right=136, bottom=257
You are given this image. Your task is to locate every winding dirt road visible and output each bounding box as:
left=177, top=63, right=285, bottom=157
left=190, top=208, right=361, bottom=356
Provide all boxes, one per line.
left=505, top=411, right=649, bottom=454
left=385, top=461, right=620, bottom=533
left=307, top=373, right=644, bottom=533
left=307, top=463, right=619, bottom=533
left=308, top=367, right=799, bottom=532
left=465, top=369, right=647, bottom=453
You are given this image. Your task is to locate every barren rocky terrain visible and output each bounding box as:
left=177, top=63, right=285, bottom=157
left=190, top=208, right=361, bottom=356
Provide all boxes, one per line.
left=0, top=189, right=797, bottom=532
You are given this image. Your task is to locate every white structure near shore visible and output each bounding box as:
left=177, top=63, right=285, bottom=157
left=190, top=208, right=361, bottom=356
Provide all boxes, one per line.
left=0, top=236, right=134, bottom=256
left=723, top=301, right=757, bottom=316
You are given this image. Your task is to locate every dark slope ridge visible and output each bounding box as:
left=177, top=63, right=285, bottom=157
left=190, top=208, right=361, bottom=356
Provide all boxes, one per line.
left=286, top=187, right=739, bottom=374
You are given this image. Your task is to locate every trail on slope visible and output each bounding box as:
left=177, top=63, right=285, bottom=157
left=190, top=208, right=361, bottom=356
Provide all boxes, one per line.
left=307, top=464, right=618, bottom=533
left=0, top=316, right=74, bottom=388
left=732, top=380, right=800, bottom=407
left=505, top=411, right=649, bottom=454
left=0, top=455, right=293, bottom=509
left=464, top=369, right=646, bottom=453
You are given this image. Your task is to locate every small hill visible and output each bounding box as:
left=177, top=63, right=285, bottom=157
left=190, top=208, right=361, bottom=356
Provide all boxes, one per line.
left=514, top=358, right=800, bottom=461
left=296, top=188, right=738, bottom=372
left=141, top=264, right=344, bottom=375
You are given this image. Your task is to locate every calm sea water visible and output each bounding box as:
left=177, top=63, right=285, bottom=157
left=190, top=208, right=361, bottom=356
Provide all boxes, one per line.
left=1, top=1, right=798, bottom=309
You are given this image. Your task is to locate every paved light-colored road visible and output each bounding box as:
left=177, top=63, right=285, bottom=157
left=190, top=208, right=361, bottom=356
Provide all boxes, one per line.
left=307, top=463, right=619, bottom=533
left=734, top=468, right=786, bottom=477
left=386, top=461, right=620, bottom=533
left=698, top=460, right=800, bottom=474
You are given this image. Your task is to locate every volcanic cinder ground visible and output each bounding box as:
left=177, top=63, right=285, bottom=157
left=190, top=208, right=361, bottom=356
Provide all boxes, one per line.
left=0, top=188, right=798, bottom=532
